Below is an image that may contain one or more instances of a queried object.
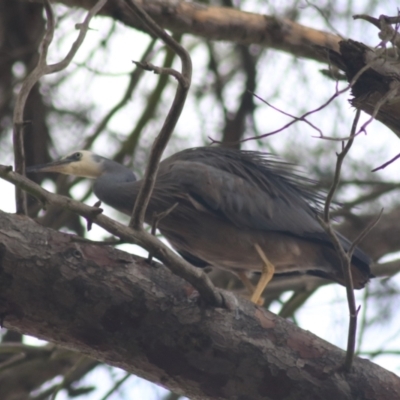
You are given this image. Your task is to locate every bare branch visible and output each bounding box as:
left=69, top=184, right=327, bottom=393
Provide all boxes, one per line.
left=348, top=210, right=383, bottom=258
left=46, top=0, right=108, bottom=74
left=133, top=61, right=186, bottom=86
left=372, top=152, right=400, bottom=172
left=124, top=0, right=192, bottom=230
left=12, top=0, right=107, bottom=215
left=84, top=38, right=157, bottom=150
left=233, top=55, right=380, bottom=145
left=356, top=81, right=400, bottom=136
left=323, top=110, right=360, bottom=222
left=12, top=0, right=54, bottom=215
left=318, top=109, right=360, bottom=372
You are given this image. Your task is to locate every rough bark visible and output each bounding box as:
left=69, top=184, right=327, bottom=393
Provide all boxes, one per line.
left=318, top=39, right=400, bottom=139
left=43, top=0, right=341, bottom=62
left=0, top=210, right=399, bottom=400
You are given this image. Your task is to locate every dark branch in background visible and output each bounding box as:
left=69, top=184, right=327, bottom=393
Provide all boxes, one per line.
left=100, top=373, right=131, bottom=400
left=114, top=34, right=182, bottom=164
left=45, top=0, right=108, bottom=74
left=83, top=38, right=157, bottom=150
left=12, top=0, right=54, bottom=215
left=0, top=166, right=223, bottom=307
left=12, top=0, right=108, bottom=215
left=207, top=55, right=379, bottom=146
left=124, top=0, right=192, bottom=230
left=47, top=355, right=88, bottom=400
left=0, top=343, right=97, bottom=400
left=221, top=44, right=257, bottom=147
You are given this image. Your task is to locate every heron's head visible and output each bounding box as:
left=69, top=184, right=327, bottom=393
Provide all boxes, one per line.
left=27, top=150, right=104, bottom=179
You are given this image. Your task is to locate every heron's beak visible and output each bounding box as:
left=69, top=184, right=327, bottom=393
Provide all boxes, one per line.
left=26, top=159, right=73, bottom=174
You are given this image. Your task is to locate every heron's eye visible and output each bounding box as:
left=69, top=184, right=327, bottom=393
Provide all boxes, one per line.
left=74, top=152, right=82, bottom=160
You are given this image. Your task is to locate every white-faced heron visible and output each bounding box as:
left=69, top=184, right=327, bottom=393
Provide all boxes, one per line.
left=27, top=147, right=372, bottom=303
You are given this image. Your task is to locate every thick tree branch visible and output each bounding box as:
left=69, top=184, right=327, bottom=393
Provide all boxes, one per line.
left=1, top=210, right=400, bottom=400
left=40, top=0, right=341, bottom=62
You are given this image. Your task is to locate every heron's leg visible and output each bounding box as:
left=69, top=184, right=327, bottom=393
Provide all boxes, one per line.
left=251, top=243, right=275, bottom=304
left=237, top=271, right=265, bottom=306
left=237, top=271, right=256, bottom=294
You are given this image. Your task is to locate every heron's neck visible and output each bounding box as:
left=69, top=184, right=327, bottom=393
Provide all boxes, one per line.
left=93, top=163, right=138, bottom=215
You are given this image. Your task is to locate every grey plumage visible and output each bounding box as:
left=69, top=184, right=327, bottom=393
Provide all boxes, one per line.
left=27, top=147, right=372, bottom=300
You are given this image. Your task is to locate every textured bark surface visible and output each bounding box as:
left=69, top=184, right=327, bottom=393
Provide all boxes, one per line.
left=1, top=210, right=400, bottom=400
left=319, top=39, right=400, bottom=139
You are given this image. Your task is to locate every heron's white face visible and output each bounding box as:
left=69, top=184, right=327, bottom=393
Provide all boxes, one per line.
left=60, top=151, right=103, bottom=178
left=28, top=150, right=103, bottom=179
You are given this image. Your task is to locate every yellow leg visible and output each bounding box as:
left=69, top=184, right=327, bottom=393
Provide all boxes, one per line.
left=250, top=244, right=275, bottom=304
left=237, top=271, right=264, bottom=306
left=237, top=271, right=256, bottom=294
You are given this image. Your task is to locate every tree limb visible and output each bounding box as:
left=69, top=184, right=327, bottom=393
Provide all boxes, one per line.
left=1, top=210, right=400, bottom=400
left=37, top=0, right=341, bottom=62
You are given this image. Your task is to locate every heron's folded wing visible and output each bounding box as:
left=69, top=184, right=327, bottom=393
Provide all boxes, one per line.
left=164, top=160, right=324, bottom=237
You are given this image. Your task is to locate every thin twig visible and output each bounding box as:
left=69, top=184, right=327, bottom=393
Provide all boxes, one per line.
left=0, top=166, right=223, bottom=307
left=12, top=0, right=107, bottom=214
left=347, top=209, right=383, bottom=257
left=372, top=152, right=400, bottom=172
left=319, top=110, right=360, bottom=372
left=114, top=35, right=181, bottom=163
left=222, top=50, right=390, bottom=146
left=133, top=61, right=186, bottom=86
left=124, top=0, right=192, bottom=230
left=46, top=0, right=108, bottom=74
left=323, top=110, right=361, bottom=221
left=12, top=0, right=54, bottom=214
left=84, top=38, right=157, bottom=150
left=355, top=81, right=400, bottom=136
left=147, top=202, right=178, bottom=262
left=251, top=92, right=323, bottom=136
left=355, top=284, right=369, bottom=355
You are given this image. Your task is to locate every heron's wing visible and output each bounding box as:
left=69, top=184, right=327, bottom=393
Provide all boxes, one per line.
left=161, top=159, right=324, bottom=237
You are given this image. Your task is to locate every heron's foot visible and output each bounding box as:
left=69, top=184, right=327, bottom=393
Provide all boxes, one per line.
left=251, top=244, right=275, bottom=304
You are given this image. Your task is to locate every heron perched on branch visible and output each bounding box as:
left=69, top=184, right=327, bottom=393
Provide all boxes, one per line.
left=28, top=147, right=372, bottom=303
